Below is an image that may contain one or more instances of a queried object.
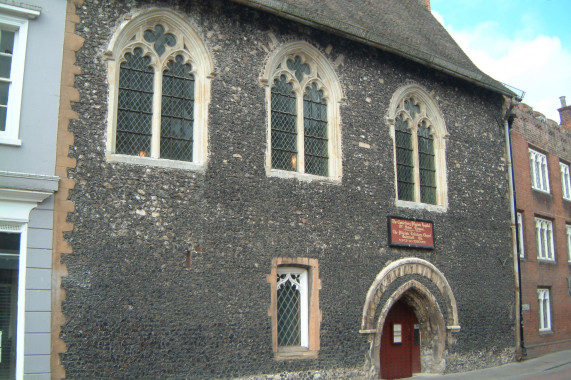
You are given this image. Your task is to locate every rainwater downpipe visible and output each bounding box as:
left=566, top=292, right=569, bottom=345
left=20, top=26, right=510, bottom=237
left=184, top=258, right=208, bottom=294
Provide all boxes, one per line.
left=504, top=104, right=526, bottom=360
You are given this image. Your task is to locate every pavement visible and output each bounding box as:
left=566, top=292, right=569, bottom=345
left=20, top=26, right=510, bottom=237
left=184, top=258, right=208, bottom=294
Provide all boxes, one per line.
left=411, top=349, right=571, bottom=379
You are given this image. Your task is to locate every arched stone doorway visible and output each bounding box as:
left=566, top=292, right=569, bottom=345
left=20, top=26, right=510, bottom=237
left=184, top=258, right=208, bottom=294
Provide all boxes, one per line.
left=360, top=258, right=460, bottom=378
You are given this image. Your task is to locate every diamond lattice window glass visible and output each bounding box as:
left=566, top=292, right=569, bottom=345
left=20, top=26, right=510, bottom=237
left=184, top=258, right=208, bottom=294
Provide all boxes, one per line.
left=395, top=115, right=414, bottom=201
left=161, top=55, right=194, bottom=161
left=418, top=121, right=436, bottom=204
left=107, top=11, right=213, bottom=168
left=271, top=75, right=297, bottom=171
left=303, top=82, right=328, bottom=176
left=560, top=162, right=571, bottom=200
left=535, top=217, right=555, bottom=261
left=276, top=267, right=308, bottom=348
left=268, top=52, right=337, bottom=178
left=115, top=25, right=196, bottom=161
left=537, top=288, right=551, bottom=331
left=117, top=48, right=154, bottom=156
left=393, top=95, right=442, bottom=205
left=529, top=149, right=550, bottom=192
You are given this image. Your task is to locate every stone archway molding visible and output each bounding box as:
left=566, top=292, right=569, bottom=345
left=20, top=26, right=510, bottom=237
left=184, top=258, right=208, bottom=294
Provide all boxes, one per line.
left=360, top=257, right=460, bottom=333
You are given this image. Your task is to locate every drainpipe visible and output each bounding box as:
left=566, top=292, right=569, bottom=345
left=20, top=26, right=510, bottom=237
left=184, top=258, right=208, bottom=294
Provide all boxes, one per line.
left=504, top=99, right=525, bottom=360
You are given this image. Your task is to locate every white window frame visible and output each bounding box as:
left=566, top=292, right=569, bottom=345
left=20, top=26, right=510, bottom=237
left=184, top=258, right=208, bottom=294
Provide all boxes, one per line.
left=529, top=149, right=550, bottom=193
left=567, top=225, right=571, bottom=263
left=0, top=5, right=39, bottom=146
left=517, top=212, right=525, bottom=258
left=0, top=222, right=27, bottom=380
left=277, top=266, right=309, bottom=348
left=105, top=9, right=213, bottom=171
left=387, top=84, right=449, bottom=212
left=535, top=217, right=555, bottom=261
left=261, top=41, right=343, bottom=183
left=560, top=162, right=571, bottom=201
left=537, top=288, right=551, bottom=332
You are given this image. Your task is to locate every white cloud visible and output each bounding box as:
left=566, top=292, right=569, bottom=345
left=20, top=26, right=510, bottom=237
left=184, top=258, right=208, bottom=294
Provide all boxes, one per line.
left=432, top=10, right=571, bottom=122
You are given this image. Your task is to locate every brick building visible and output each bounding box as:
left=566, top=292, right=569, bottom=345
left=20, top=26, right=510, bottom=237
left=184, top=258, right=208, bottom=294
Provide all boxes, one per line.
left=511, top=99, right=571, bottom=358
left=52, top=0, right=518, bottom=378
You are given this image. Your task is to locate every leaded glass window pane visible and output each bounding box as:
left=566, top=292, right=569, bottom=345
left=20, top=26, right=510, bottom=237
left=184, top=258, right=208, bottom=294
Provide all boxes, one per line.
left=117, top=48, right=153, bottom=156
left=304, top=82, right=328, bottom=176
left=404, top=98, right=420, bottom=119
left=271, top=75, right=297, bottom=171
left=395, top=115, right=414, bottom=201
left=161, top=55, right=194, bottom=162
left=418, top=121, right=436, bottom=204
left=143, top=24, right=176, bottom=57
left=287, top=56, right=310, bottom=83
left=277, top=273, right=301, bottom=346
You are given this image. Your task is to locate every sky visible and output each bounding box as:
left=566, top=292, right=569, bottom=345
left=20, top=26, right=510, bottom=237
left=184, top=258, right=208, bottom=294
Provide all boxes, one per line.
left=431, top=0, right=571, bottom=122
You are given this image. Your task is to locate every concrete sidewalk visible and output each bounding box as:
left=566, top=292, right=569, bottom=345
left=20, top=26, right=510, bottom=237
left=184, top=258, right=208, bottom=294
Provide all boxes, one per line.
left=411, top=349, right=571, bottom=379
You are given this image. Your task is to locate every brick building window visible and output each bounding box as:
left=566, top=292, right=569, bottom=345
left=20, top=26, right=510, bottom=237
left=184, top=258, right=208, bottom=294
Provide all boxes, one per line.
left=567, top=225, right=571, bottom=262
left=560, top=162, right=571, bottom=200
left=535, top=217, right=555, bottom=261
left=262, top=41, right=343, bottom=182
left=388, top=85, right=449, bottom=210
left=529, top=149, right=550, bottom=193
left=537, top=288, right=551, bottom=331
left=268, top=258, right=321, bottom=359
left=517, top=212, right=525, bottom=258
left=105, top=9, right=213, bottom=170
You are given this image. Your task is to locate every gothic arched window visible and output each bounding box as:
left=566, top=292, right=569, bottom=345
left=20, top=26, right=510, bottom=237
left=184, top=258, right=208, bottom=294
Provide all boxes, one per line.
left=106, top=10, right=213, bottom=170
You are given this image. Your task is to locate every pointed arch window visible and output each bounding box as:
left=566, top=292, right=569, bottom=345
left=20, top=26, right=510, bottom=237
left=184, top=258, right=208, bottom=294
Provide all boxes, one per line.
left=262, top=42, right=343, bottom=182
left=389, top=86, right=448, bottom=210
left=106, top=10, right=213, bottom=170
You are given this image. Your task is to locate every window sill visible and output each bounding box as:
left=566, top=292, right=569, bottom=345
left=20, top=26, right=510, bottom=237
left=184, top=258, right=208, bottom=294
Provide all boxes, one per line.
left=537, top=258, right=556, bottom=264
left=531, top=187, right=551, bottom=195
left=106, top=154, right=206, bottom=172
left=538, top=329, right=553, bottom=335
left=275, top=347, right=318, bottom=361
left=268, top=168, right=341, bottom=185
left=395, top=199, right=447, bottom=213
left=0, top=137, right=22, bottom=146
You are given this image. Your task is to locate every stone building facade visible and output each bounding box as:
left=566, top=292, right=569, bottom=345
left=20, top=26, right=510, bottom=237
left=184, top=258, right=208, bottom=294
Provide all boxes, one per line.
left=0, top=1, right=67, bottom=378
left=53, top=0, right=517, bottom=378
left=511, top=100, right=571, bottom=358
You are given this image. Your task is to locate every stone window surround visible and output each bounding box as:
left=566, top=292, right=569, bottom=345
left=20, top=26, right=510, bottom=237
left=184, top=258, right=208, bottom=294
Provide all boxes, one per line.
left=529, top=148, right=550, bottom=193
left=537, top=288, right=551, bottom=332
left=386, top=84, right=449, bottom=212
left=560, top=161, right=571, bottom=201
left=267, top=257, right=321, bottom=360
left=0, top=4, right=40, bottom=146
left=104, top=9, right=214, bottom=171
left=260, top=41, right=344, bottom=183
left=535, top=217, right=555, bottom=262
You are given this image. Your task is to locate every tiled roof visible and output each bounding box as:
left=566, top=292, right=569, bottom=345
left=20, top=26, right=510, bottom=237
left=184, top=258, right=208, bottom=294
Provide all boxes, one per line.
left=231, top=0, right=514, bottom=96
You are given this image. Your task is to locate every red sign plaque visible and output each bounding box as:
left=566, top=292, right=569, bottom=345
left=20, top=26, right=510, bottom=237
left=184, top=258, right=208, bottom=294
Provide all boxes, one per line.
left=388, top=216, right=434, bottom=249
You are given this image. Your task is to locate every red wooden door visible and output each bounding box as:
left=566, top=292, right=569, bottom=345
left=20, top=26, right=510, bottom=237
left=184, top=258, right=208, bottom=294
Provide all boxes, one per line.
left=380, top=300, right=420, bottom=379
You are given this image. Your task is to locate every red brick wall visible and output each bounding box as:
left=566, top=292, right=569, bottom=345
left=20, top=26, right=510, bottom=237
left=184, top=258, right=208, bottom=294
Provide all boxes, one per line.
left=511, top=102, right=571, bottom=358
